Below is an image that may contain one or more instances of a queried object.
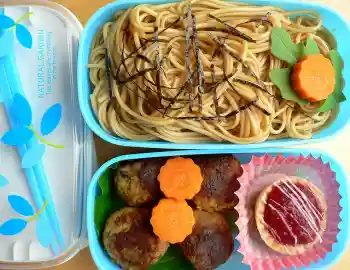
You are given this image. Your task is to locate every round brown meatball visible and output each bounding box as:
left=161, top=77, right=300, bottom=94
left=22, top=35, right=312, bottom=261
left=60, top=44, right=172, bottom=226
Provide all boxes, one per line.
left=192, top=155, right=243, bottom=212
left=116, top=159, right=165, bottom=207
left=179, top=210, right=234, bottom=270
left=103, top=208, right=169, bottom=270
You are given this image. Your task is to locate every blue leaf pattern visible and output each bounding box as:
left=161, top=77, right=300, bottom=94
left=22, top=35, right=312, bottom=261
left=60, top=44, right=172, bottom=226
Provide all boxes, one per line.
left=0, top=175, right=8, bottom=187
left=36, top=215, right=54, bottom=248
left=1, top=126, right=33, bottom=146
left=22, top=143, right=45, bottom=168
left=0, top=15, right=15, bottom=29
left=8, top=195, right=34, bottom=216
left=0, top=219, right=27, bottom=236
left=41, top=104, right=62, bottom=136
left=15, top=24, right=32, bottom=49
left=0, top=29, right=14, bottom=58
left=10, top=94, right=32, bottom=126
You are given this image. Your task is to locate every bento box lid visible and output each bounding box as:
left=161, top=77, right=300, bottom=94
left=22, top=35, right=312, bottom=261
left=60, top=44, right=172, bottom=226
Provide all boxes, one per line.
left=0, top=1, right=95, bottom=268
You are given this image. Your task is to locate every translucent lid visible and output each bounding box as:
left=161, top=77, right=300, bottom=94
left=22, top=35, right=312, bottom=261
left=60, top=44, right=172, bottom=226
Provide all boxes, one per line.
left=0, top=2, right=95, bottom=268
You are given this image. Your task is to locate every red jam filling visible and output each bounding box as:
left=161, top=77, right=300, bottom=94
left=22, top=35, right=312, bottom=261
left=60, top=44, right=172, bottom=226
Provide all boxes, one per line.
left=263, top=182, right=323, bottom=246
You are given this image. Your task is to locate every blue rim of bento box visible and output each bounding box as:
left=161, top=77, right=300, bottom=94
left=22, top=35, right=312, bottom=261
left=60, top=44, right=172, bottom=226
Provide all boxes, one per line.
left=78, top=0, right=350, bottom=150
left=87, top=148, right=350, bottom=270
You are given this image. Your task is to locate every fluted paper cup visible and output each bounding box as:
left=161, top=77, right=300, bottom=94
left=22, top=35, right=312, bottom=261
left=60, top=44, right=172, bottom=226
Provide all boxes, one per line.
left=236, top=154, right=341, bottom=270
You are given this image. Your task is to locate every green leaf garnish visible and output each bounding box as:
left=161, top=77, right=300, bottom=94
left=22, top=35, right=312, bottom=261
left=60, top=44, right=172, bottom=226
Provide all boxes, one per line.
left=99, top=170, right=112, bottom=195
left=270, top=27, right=346, bottom=110
left=95, top=195, right=113, bottom=238
left=317, top=50, right=346, bottom=112
left=329, top=50, right=345, bottom=101
left=223, top=210, right=239, bottom=233
left=94, top=170, right=113, bottom=238
left=94, top=169, right=126, bottom=238
left=226, top=214, right=235, bottom=230
left=149, top=246, right=194, bottom=270
left=302, top=37, right=320, bottom=57
left=336, top=92, right=346, bottom=103
left=269, top=68, right=308, bottom=105
left=318, top=94, right=337, bottom=112
left=271, top=28, right=302, bottom=65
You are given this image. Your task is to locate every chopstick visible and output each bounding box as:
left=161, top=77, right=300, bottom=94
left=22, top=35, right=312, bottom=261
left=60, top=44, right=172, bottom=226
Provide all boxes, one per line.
left=0, top=28, right=65, bottom=253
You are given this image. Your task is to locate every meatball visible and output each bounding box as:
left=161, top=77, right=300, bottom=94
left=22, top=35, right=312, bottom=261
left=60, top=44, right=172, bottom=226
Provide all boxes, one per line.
left=103, top=208, right=169, bottom=270
left=116, top=159, right=166, bottom=206
left=192, top=155, right=243, bottom=212
left=179, top=210, right=234, bottom=270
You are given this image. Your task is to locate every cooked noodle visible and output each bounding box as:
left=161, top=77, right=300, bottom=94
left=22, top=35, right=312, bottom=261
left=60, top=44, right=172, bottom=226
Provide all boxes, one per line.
left=88, top=0, right=334, bottom=144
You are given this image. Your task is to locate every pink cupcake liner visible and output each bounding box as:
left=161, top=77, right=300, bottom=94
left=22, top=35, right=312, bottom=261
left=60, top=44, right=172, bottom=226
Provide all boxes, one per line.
left=236, top=154, right=342, bottom=270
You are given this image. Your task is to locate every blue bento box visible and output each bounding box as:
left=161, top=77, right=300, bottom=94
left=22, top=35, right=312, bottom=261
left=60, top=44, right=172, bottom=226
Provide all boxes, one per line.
left=86, top=148, right=350, bottom=270
left=78, top=0, right=350, bottom=150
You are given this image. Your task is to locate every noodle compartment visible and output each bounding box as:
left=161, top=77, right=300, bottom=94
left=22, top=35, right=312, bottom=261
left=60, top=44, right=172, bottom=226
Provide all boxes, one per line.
left=88, top=0, right=346, bottom=144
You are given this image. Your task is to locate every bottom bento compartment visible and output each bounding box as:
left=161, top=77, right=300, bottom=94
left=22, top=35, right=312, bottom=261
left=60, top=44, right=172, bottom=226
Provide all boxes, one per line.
left=87, top=149, right=349, bottom=270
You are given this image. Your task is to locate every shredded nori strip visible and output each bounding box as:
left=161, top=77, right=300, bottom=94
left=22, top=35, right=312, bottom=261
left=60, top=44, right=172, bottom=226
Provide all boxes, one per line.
left=135, top=54, right=153, bottom=65
left=105, top=48, right=113, bottom=100
left=208, top=32, right=248, bottom=69
left=120, top=15, right=183, bottom=60
left=123, top=83, right=163, bottom=112
left=225, top=75, right=271, bottom=116
left=208, top=14, right=256, bottom=43
left=226, top=99, right=257, bottom=117
left=140, top=37, right=169, bottom=43
left=233, top=78, right=316, bottom=120
left=163, top=71, right=197, bottom=115
left=235, top=12, right=273, bottom=28
left=233, top=78, right=270, bottom=93
left=199, top=27, right=234, bottom=35
left=210, top=64, right=220, bottom=118
left=192, top=14, right=205, bottom=112
left=117, top=67, right=157, bottom=85
left=154, top=26, right=163, bottom=105
left=185, top=7, right=194, bottom=111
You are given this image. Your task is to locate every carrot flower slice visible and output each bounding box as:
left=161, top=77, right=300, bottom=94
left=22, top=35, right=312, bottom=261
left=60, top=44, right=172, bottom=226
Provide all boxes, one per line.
left=151, top=199, right=195, bottom=244
left=157, top=157, right=203, bottom=200
left=291, top=54, right=335, bottom=102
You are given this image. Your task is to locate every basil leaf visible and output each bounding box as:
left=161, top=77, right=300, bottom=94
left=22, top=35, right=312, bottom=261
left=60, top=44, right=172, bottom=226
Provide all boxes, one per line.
left=269, top=68, right=308, bottom=105
left=318, top=94, right=337, bottom=112
left=302, top=37, right=320, bottom=57
left=271, top=28, right=302, bottom=65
